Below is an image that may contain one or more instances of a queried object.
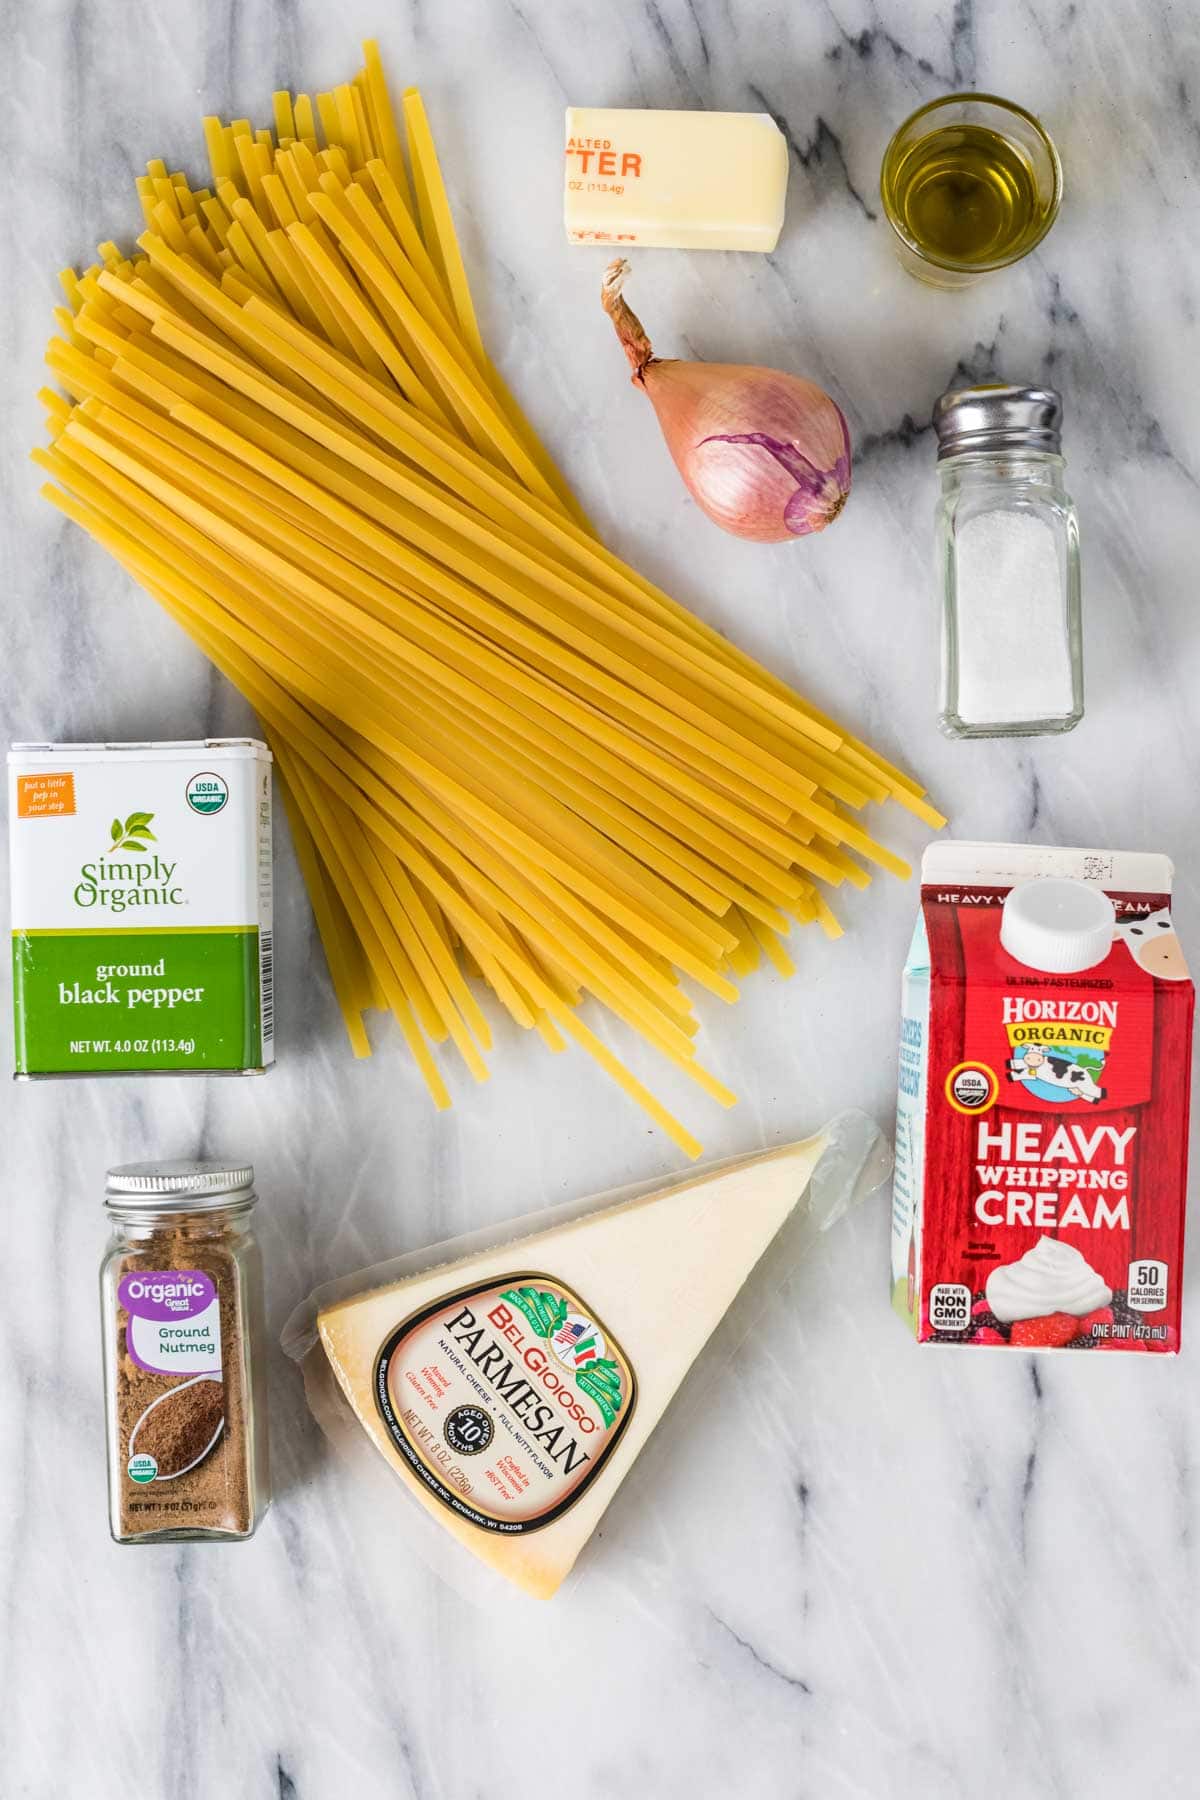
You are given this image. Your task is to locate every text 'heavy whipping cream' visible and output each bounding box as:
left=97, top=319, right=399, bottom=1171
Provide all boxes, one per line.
left=894, top=843, right=1193, bottom=1353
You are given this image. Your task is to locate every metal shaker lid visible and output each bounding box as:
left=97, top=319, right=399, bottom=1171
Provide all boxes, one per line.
left=933, top=383, right=1063, bottom=459
left=105, top=1159, right=257, bottom=1215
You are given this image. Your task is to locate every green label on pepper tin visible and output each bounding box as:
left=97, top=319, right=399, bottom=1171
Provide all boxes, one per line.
left=12, top=927, right=263, bottom=1072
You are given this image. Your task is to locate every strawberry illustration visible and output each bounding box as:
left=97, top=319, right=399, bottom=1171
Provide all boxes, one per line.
left=1010, top=1312, right=1082, bottom=1348
left=1076, top=1306, right=1114, bottom=1337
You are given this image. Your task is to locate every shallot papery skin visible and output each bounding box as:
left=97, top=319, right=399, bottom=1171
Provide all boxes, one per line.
left=601, top=259, right=852, bottom=544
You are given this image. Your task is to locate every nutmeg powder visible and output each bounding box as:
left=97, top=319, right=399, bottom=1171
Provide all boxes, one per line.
left=132, top=1376, right=224, bottom=1473
left=110, top=1224, right=252, bottom=1538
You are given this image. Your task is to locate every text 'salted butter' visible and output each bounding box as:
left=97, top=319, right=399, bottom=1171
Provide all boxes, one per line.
left=564, top=107, right=788, bottom=252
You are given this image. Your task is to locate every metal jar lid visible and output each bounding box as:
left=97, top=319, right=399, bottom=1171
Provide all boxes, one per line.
left=933, top=383, right=1063, bottom=459
left=105, top=1158, right=256, bottom=1215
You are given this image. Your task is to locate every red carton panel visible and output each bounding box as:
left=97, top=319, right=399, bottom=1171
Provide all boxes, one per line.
left=894, top=845, right=1193, bottom=1353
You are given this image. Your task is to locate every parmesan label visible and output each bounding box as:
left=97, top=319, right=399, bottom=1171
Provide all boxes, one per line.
left=374, top=1275, right=637, bottom=1533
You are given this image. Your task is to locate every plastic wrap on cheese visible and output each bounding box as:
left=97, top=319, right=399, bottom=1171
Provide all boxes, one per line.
left=282, top=1112, right=890, bottom=1601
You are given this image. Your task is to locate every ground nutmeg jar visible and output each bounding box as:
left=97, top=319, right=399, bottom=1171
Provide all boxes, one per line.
left=100, top=1159, right=270, bottom=1543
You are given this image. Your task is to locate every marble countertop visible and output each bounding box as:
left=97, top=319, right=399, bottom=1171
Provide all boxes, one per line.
left=3, top=1, right=1199, bottom=1795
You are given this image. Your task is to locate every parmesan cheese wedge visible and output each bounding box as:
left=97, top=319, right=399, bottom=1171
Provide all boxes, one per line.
left=317, top=1132, right=831, bottom=1598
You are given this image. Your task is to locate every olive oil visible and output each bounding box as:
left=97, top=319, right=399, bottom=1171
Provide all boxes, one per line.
left=886, top=123, right=1051, bottom=268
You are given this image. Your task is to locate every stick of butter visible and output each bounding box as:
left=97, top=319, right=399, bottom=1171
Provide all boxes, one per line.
left=564, top=106, right=789, bottom=252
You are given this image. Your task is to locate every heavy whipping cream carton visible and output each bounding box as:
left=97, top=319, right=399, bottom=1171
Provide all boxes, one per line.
left=9, top=741, right=273, bottom=1076
left=894, top=843, right=1193, bottom=1353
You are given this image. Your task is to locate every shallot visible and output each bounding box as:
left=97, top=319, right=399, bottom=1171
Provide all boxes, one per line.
left=601, top=259, right=851, bottom=543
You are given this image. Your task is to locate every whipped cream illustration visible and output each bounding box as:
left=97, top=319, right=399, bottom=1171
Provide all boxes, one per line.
left=986, top=1236, right=1112, bottom=1323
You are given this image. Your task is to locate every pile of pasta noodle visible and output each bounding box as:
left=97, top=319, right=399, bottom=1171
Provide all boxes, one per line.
left=36, top=40, right=943, bottom=1156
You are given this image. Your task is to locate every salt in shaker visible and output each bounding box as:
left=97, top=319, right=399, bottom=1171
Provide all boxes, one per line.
left=933, top=383, right=1083, bottom=737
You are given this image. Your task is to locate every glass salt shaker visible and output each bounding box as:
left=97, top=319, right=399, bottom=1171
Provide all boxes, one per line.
left=934, top=383, right=1083, bottom=737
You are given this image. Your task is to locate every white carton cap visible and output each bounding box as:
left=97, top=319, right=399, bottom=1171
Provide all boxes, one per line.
left=1000, top=877, right=1116, bottom=973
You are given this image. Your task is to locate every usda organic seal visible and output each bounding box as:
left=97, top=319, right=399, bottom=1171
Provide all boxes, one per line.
left=185, top=771, right=229, bottom=815
left=127, top=1453, right=158, bottom=1484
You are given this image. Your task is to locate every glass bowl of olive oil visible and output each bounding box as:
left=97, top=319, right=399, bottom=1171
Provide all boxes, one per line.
left=881, top=94, right=1062, bottom=287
